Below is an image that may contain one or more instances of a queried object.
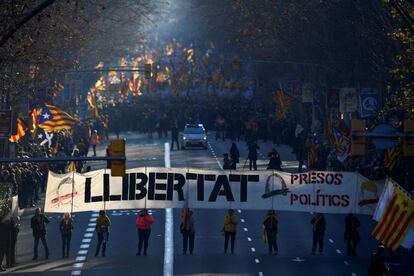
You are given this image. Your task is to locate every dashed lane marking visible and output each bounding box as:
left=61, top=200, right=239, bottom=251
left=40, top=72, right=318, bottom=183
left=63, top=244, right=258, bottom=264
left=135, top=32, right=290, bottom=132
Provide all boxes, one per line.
left=241, top=219, right=245, bottom=223
left=238, top=209, right=242, bottom=213
left=85, top=227, right=95, bottom=232
left=247, top=237, right=252, bottom=242
left=255, top=258, right=260, bottom=263
left=329, top=238, right=334, bottom=243
left=336, top=249, right=342, bottom=254
left=344, top=261, right=349, bottom=265
left=73, top=263, right=84, bottom=268
left=351, top=273, right=357, bottom=276
left=78, top=250, right=88, bottom=255
left=81, top=238, right=91, bottom=243
left=71, top=271, right=81, bottom=276
left=244, top=228, right=248, bottom=232
left=251, top=247, right=256, bottom=252
left=80, top=244, right=90, bottom=249
left=259, top=272, right=264, bottom=276
left=76, top=256, right=86, bottom=262
left=84, top=233, right=93, bottom=238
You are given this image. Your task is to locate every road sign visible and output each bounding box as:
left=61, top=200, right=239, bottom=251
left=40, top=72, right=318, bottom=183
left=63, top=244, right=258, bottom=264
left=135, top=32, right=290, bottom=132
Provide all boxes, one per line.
left=0, top=110, right=12, bottom=138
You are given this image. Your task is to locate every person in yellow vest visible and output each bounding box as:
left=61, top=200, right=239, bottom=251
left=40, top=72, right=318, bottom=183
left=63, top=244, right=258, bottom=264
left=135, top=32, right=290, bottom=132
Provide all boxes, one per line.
left=223, top=209, right=238, bottom=254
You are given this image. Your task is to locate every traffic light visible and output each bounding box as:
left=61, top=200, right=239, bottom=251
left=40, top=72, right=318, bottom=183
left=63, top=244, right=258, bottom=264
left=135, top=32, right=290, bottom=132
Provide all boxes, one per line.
left=402, top=120, right=414, bottom=156
left=110, top=139, right=126, bottom=177
left=144, top=63, right=152, bottom=79
left=350, top=119, right=367, bottom=156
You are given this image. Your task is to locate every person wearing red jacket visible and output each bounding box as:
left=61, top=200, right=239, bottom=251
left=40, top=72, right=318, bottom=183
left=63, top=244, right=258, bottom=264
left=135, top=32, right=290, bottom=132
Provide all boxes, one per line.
left=135, top=209, right=154, bottom=256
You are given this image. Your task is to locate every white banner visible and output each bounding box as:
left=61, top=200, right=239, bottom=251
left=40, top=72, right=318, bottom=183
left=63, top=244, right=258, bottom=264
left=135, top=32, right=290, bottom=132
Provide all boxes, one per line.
left=45, top=168, right=383, bottom=214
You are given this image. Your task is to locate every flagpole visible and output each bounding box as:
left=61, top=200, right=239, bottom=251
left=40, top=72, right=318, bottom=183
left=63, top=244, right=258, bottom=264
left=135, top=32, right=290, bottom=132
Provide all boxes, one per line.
left=71, top=167, right=75, bottom=215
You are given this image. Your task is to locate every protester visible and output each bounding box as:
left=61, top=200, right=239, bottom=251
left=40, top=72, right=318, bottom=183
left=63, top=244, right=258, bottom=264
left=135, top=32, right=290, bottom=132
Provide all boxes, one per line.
left=248, top=142, right=260, bottom=171
left=263, top=210, right=278, bottom=255
left=9, top=216, right=19, bottom=267
left=171, top=122, right=180, bottom=151
left=267, top=149, right=282, bottom=170
left=90, top=130, right=100, bottom=157
left=368, top=245, right=389, bottom=276
left=180, top=208, right=195, bottom=254
left=135, top=209, right=154, bottom=256
left=230, top=142, right=240, bottom=167
left=59, top=212, right=74, bottom=258
left=344, top=213, right=361, bottom=256
left=223, top=153, right=235, bottom=170
left=30, top=207, right=50, bottom=260
left=0, top=216, right=12, bottom=271
left=223, top=209, right=238, bottom=254
left=95, top=210, right=111, bottom=257
left=311, top=213, right=326, bottom=255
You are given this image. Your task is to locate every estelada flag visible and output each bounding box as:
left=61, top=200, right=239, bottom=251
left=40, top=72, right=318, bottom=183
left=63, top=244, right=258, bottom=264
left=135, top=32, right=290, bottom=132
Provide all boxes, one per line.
left=385, top=146, right=401, bottom=171
left=38, top=104, right=77, bottom=131
left=371, top=185, right=414, bottom=250
left=9, top=117, right=28, bottom=143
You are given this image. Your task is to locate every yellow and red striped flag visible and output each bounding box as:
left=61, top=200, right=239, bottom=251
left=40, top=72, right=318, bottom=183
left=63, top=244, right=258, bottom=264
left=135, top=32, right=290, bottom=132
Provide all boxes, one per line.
left=385, top=146, right=401, bottom=171
left=67, top=161, right=77, bottom=173
left=30, top=108, right=40, bottom=134
left=9, top=117, right=28, bottom=143
left=371, top=186, right=414, bottom=250
left=38, top=104, right=77, bottom=131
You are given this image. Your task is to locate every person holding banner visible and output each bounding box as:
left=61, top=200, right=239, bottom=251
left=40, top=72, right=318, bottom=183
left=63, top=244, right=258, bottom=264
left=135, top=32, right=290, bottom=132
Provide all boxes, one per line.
left=344, top=213, right=360, bottom=256
left=94, top=210, right=111, bottom=257
left=223, top=209, right=238, bottom=254
left=59, top=212, right=74, bottom=258
left=180, top=208, right=195, bottom=254
left=311, top=213, right=326, bottom=255
left=135, top=209, right=154, bottom=256
left=30, top=208, right=50, bottom=260
left=263, top=210, right=278, bottom=255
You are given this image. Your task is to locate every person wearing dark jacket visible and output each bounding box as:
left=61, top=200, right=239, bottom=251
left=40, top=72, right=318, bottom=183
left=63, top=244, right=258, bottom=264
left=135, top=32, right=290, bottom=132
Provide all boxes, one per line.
left=368, top=245, right=389, bottom=276
left=9, top=216, right=19, bottom=267
left=0, top=216, right=13, bottom=271
left=263, top=210, right=278, bottom=255
left=59, top=212, right=74, bottom=258
left=180, top=208, right=195, bottom=254
left=230, top=143, right=240, bottom=165
left=248, top=142, right=260, bottom=171
left=95, top=210, right=111, bottom=257
left=311, top=213, right=326, bottom=255
left=344, top=214, right=361, bottom=256
left=30, top=207, right=50, bottom=260
left=267, top=149, right=282, bottom=170
left=223, top=154, right=235, bottom=170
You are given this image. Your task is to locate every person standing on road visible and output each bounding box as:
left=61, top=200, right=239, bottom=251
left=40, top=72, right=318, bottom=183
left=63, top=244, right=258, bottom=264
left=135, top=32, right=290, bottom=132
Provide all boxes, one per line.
left=223, top=209, right=238, bottom=254
left=180, top=208, right=195, bottom=254
left=0, top=216, right=12, bottom=271
left=95, top=210, right=111, bottom=257
left=8, top=216, right=19, bottom=267
left=368, top=245, right=389, bottom=276
left=248, top=142, right=260, bottom=171
left=344, top=213, right=361, bottom=256
left=311, top=213, right=326, bottom=255
left=59, top=212, right=74, bottom=258
left=90, top=130, right=101, bottom=157
left=171, top=122, right=180, bottom=151
left=136, top=209, right=154, bottom=256
left=267, top=149, right=282, bottom=170
left=263, top=210, right=278, bottom=255
left=30, top=207, right=50, bottom=260
left=230, top=143, right=240, bottom=168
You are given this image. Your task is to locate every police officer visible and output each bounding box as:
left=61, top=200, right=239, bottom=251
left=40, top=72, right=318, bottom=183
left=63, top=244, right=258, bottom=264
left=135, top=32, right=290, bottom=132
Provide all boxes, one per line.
left=344, top=213, right=361, bottom=256
left=311, top=213, right=326, bottom=255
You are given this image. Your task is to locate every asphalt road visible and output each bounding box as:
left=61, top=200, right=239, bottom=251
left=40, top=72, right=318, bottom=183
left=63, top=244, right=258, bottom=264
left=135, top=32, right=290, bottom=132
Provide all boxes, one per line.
left=6, top=132, right=413, bottom=276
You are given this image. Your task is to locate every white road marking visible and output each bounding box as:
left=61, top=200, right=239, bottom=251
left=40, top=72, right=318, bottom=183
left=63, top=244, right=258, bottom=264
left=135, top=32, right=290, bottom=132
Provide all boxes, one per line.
left=344, top=260, right=349, bottom=265
left=259, top=272, right=264, bottom=276
left=336, top=249, right=342, bottom=254
left=247, top=237, right=252, bottom=241
left=84, top=233, right=93, bottom=238
left=71, top=271, right=81, bottom=276
left=329, top=238, right=334, bottom=243
left=78, top=250, right=88, bottom=255
left=351, top=273, right=357, bottom=276
left=80, top=244, right=90, bottom=249
left=76, top=256, right=86, bottom=262
left=89, top=218, right=96, bottom=222
left=238, top=209, right=242, bottom=213
left=244, top=227, right=248, bottom=232
left=82, top=238, right=91, bottom=243
left=291, top=257, right=305, bottom=262
left=88, top=223, right=95, bottom=227
left=255, top=258, right=260, bottom=263
left=73, top=263, right=84, bottom=268
left=91, top=213, right=99, bottom=217
left=85, top=227, right=95, bottom=232
left=251, top=247, right=256, bottom=252
left=164, top=142, right=173, bottom=276
left=241, top=219, right=245, bottom=223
